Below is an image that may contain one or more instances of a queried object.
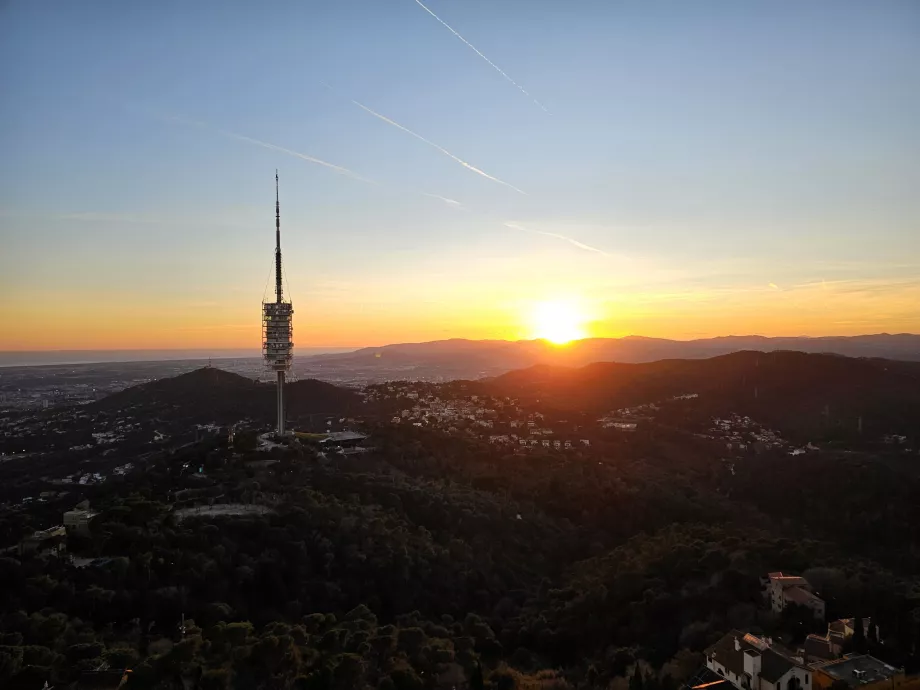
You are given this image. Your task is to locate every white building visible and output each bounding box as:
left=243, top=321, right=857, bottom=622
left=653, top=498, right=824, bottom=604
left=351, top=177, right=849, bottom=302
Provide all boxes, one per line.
left=706, top=631, right=812, bottom=690
left=63, top=509, right=97, bottom=536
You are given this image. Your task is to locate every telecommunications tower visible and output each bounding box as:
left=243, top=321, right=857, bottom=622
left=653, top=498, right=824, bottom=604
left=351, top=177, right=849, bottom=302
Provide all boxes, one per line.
left=262, top=171, right=294, bottom=435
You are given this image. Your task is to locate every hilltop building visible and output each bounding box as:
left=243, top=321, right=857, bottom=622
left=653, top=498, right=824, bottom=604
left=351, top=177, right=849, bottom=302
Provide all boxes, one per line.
left=705, top=630, right=812, bottom=690
left=766, top=572, right=826, bottom=620
left=64, top=507, right=98, bottom=536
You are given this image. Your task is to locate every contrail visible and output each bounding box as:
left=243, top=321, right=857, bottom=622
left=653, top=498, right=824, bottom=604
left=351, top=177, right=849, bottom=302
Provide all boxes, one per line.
left=413, top=0, right=548, bottom=113
left=504, top=221, right=608, bottom=255
left=344, top=95, right=527, bottom=195
left=221, top=130, right=379, bottom=185
left=423, top=193, right=464, bottom=208
left=141, top=106, right=476, bottom=214
left=159, top=112, right=379, bottom=185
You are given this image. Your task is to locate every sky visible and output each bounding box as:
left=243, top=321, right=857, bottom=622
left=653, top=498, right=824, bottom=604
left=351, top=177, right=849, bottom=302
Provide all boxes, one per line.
left=1, top=0, right=919, bottom=350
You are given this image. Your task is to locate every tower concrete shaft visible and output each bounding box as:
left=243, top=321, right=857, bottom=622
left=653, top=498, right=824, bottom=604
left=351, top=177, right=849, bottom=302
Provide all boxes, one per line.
left=277, top=371, right=285, bottom=435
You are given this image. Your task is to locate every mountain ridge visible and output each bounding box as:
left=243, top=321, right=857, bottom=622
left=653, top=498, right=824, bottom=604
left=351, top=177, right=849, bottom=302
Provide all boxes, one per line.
left=478, top=350, right=920, bottom=442
left=307, top=333, right=920, bottom=374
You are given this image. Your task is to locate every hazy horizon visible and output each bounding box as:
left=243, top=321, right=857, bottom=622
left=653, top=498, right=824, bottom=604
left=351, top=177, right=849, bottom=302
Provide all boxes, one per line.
left=3, top=331, right=918, bottom=369
left=2, top=1, right=918, bottom=348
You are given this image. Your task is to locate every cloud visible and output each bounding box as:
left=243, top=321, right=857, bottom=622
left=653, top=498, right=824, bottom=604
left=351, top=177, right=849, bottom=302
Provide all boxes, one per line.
left=55, top=212, right=163, bottom=224
left=47, top=210, right=255, bottom=230
left=342, top=94, right=526, bottom=195
left=412, top=0, right=548, bottom=113
left=769, top=282, right=780, bottom=290
left=503, top=221, right=608, bottom=255
left=147, top=106, right=472, bottom=208
left=423, top=193, right=464, bottom=208
left=157, top=112, right=380, bottom=185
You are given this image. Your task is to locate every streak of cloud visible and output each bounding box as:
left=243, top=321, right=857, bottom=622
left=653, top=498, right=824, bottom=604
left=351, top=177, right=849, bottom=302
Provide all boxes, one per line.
left=503, top=221, right=608, bottom=255
left=412, top=0, right=549, bottom=113
left=56, top=212, right=163, bottom=224
left=149, top=106, right=469, bottom=208
left=423, top=193, right=464, bottom=208
left=342, top=93, right=527, bottom=195
left=158, top=112, right=380, bottom=186
left=769, top=282, right=780, bottom=290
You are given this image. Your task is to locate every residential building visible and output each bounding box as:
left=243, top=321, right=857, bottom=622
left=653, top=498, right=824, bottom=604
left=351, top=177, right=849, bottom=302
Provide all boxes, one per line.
left=705, top=630, right=813, bottom=690
left=766, top=572, right=826, bottom=620
left=805, top=618, right=876, bottom=663
left=828, top=618, right=874, bottom=645
left=64, top=509, right=98, bottom=535
left=812, top=655, right=905, bottom=690
left=804, top=635, right=837, bottom=664
left=19, top=525, right=67, bottom=557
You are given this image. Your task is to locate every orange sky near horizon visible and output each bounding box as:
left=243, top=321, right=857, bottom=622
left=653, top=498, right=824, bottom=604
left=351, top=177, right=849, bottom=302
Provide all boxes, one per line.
left=3, top=274, right=918, bottom=351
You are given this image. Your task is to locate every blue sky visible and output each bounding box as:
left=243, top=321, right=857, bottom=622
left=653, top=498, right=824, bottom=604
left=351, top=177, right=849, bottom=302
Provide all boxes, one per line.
left=1, top=0, right=918, bottom=348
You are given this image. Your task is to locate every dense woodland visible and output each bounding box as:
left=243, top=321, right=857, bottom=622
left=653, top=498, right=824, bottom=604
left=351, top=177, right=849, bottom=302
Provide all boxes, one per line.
left=2, top=354, right=920, bottom=688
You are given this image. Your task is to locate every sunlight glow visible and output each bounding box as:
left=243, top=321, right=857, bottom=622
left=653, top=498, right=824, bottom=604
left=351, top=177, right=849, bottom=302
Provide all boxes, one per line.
left=530, top=299, right=587, bottom=345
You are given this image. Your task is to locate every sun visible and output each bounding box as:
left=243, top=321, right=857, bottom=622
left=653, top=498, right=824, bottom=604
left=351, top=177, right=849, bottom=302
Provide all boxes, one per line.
left=530, top=299, right=587, bottom=345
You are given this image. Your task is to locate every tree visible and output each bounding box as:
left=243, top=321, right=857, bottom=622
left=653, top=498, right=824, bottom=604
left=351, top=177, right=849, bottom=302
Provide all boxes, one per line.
left=586, top=665, right=600, bottom=687
left=630, top=666, right=645, bottom=690
left=199, top=668, right=231, bottom=690
left=470, top=662, right=485, bottom=690
left=853, top=616, right=867, bottom=654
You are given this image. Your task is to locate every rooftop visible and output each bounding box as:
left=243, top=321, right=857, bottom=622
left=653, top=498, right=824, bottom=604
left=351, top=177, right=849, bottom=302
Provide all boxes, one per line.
left=706, top=631, right=800, bottom=683
left=784, top=585, right=824, bottom=606
left=320, top=431, right=368, bottom=443
left=804, top=635, right=835, bottom=662
left=65, top=509, right=99, bottom=518
left=815, top=655, right=899, bottom=687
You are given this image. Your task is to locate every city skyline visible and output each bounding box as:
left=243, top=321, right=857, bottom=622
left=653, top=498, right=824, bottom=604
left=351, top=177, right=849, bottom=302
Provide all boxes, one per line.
left=1, top=1, right=919, bottom=350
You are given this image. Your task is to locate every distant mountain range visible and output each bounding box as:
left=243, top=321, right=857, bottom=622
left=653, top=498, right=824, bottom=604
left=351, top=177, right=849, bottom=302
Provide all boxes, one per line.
left=307, top=333, right=920, bottom=378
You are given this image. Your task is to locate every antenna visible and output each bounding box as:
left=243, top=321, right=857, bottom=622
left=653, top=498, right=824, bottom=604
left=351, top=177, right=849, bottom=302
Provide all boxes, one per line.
left=275, top=169, right=282, bottom=304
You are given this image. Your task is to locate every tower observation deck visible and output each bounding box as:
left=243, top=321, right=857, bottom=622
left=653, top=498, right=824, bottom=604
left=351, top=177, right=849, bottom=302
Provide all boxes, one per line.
left=262, top=171, right=294, bottom=435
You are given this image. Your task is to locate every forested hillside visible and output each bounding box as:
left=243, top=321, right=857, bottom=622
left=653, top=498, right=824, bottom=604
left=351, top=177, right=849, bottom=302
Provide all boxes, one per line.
left=481, top=351, right=920, bottom=442
left=1, top=354, right=919, bottom=688
left=2, top=416, right=919, bottom=688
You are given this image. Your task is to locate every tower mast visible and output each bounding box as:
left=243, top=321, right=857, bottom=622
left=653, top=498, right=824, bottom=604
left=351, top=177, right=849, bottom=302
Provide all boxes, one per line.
left=262, top=171, right=294, bottom=436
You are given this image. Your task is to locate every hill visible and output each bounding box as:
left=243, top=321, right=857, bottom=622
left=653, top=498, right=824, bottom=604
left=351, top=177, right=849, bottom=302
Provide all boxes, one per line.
left=481, top=351, right=920, bottom=441
left=91, top=367, right=362, bottom=424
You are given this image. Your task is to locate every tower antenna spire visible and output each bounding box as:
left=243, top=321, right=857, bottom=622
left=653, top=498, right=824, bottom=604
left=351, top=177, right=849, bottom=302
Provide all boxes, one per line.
left=275, top=169, right=282, bottom=303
